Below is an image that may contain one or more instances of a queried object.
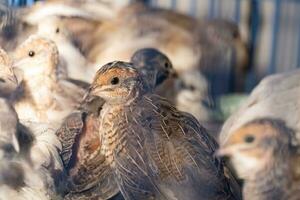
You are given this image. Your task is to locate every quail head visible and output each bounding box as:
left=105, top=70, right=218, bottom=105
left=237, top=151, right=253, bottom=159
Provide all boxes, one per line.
left=89, top=61, right=241, bottom=200
left=13, top=35, right=59, bottom=81
left=0, top=48, right=21, bottom=98
left=130, top=48, right=176, bottom=90
left=218, top=118, right=300, bottom=200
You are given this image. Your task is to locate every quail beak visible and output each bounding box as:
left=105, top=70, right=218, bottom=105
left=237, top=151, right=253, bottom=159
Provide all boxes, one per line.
left=215, top=146, right=235, bottom=158
left=12, top=134, right=20, bottom=153
left=12, top=67, right=23, bottom=85
left=89, top=85, right=104, bottom=97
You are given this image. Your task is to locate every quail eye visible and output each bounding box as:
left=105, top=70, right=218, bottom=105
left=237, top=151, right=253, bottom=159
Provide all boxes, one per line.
left=233, top=30, right=239, bottom=39
left=244, top=135, right=255, bottom=143
left=110, top=77, right=119, bottom=85
left=188, top=85, right=196, bottom=91
left=164, top=62, right=169, bottom=68
left=56, top=28, right=60, bottom=33
left=28, top=51, right=35, bottom=57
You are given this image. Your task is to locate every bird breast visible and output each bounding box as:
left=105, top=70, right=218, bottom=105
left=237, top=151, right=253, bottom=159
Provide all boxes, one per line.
left=99, top=104, right=130, bottom=167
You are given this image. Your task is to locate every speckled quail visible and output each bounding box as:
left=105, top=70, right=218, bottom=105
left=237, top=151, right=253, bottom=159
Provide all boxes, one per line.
left=88, top=61, right=241, bottom=200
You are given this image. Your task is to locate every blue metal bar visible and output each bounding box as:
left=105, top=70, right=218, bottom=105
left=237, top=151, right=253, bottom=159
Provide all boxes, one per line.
left=297, top=14, right=300, bottom=68
left=208, top=0, right=215, bottom=18
left=189, top=0, right=197, bottom=16
left=268, top=0, right=281, bottom=74
left=170, top=0, right=177, bottom=10
left=245, top=0, right=260, bottom=91
left=26, top=0, right=34, bottom=5
left=234, top=0, right=241, bottom=23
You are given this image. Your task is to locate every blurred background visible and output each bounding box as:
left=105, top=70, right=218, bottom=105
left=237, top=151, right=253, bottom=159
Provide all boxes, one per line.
left=1, top=0, right=300, bottom=122
left=6, top=0, right=300, bottom=92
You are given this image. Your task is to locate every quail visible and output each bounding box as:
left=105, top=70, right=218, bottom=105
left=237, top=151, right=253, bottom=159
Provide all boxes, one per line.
left=88, top=61, right=241, bottom=200
left=0, top=47, right=62, bottom=199
left=12, top=34, right=86, bottom=128
left=57, top=49, right=176, bottom=200
left=218, top=118, right=300, bottom=200
left=36, top=16, right=94, bottom=82
left=219, top=69, right=300, bottom=146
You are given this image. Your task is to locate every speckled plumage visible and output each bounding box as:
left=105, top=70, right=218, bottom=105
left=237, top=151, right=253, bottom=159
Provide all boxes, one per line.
left=57, top=50, right=175, bottom=199
left=90, top=61, right=241, bottom=200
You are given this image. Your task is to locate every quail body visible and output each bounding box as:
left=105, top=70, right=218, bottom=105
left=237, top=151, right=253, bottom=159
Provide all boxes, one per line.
left=57, top=49, right=175, bottom=199
left=89, top=61, right=241, bottom=200
left=218, top=118, right=300, bottom=200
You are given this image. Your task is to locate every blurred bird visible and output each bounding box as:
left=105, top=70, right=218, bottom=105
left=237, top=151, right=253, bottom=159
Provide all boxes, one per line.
left=130, top=48, right=176, bottom=91
left=36, top=16, right=93, bottom=82
left=0, top=47, right=62, bottom=199
left=218, top=118, right=300, bottom=200
left=57, top=48, right=176, bottom=200
left=219, top=69, right=300, bottom=146
left=12, top=35, right=86, bottom=127
left=81, top=3, right=248, bottom=100
left=0, top=99, right=52, bottom=200
left=175, top=69, right=212, bottom=122
left=196, top=19, right=249, bottom=94
left=88, top=61, right=241, bottom=200
left=0, top=47, right=21, bottom=98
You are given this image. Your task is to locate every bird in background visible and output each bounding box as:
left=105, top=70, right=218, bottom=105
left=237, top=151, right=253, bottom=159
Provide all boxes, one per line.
left=219, top=69, right=300, bottom=146
left=36, top=16, right=94, bottom=82
left=57, top=48, right=177, bottom=200
left=218, top=118, right=300, bottom=200
left=88, top=61, right=241, bottom=200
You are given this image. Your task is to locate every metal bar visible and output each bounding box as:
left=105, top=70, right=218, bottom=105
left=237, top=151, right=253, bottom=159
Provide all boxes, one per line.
left=245, top=0, right=260, bottom=91
left=297, top=13, right=300, bottom=68
left=171, top=0, right=177, bottom=9
left=268, top=0, right=281, bottom=74
left=234, top=0, right=241, bottom=23
left=209, top=0, right=215, bottom=18
left=189, top=0, right=197, bottom=16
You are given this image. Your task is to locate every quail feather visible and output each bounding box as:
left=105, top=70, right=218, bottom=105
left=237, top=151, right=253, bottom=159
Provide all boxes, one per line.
left=218, top=118, right=300, bottom=200
left=56, top=48, right=175, bottom=200
left=88, top=61, right=241, bottom=200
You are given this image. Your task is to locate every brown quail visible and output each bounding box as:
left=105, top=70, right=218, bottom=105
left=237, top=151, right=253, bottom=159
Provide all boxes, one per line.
left=56, top=49, right=175, bottom=199
left=88, top=61, right=241, bottom=200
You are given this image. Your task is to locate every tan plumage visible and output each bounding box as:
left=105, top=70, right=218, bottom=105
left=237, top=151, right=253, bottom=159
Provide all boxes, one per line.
left=220, top=69, right=300, bottom=145
left=12, top=35, right=86, bottom=127
left=218, top=118, right=300, bottom=200
left=36, top=16, right=93, bottom=82
left=89, top=61, right=241, bottom=200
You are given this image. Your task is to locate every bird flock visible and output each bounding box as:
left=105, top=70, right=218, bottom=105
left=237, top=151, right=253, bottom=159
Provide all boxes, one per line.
left=0, top=0, right=297, bottom=200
